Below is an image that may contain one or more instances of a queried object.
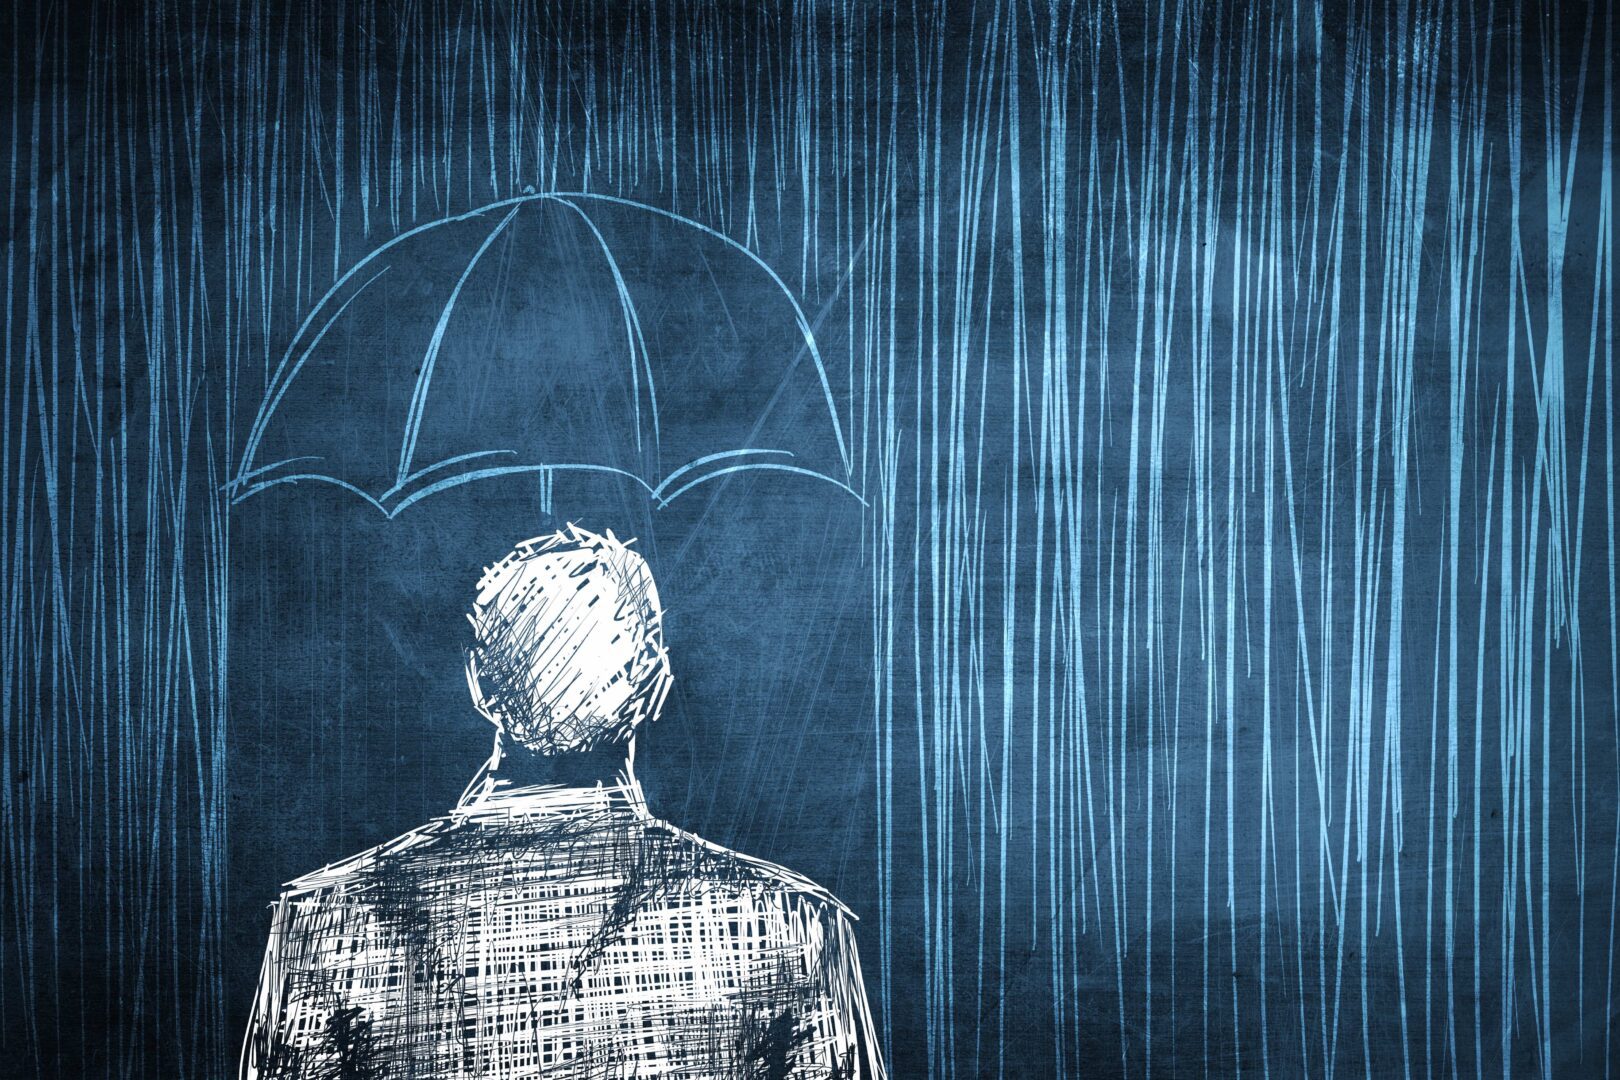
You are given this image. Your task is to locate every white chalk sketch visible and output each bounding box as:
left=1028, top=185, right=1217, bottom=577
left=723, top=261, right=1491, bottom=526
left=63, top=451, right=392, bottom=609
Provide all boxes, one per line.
left=242, top=524, right=886, bottom=1079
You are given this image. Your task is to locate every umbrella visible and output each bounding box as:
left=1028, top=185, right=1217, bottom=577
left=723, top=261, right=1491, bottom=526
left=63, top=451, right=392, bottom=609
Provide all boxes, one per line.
left=227, top=191, right=860, bottom=518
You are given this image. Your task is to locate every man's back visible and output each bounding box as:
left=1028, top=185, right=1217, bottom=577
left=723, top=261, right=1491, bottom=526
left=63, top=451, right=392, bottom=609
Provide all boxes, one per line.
left=243, top=781, right=883, bottom=1079
left=243, top=527, right=885, bottom=1078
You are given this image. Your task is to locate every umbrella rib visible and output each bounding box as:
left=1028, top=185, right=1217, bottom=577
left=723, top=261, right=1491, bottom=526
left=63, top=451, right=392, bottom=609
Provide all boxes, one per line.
left=395, top=205, right=524, bottom=491
left=656, top=463, right=868, bottom=509
left=385, top=464, right=658, bottom=518
left=224, top=456, right=325, bottom=492
left=236, top=267, right=391, bottom=486
left=552, top=197, right=661, bottom=456
left=227, top=473, right=391, bottom=515
left=383, top=450, right=517, bottom=501
left=649, top=449, right=793, bottom=501
left=240, top=195, right=531, bottom=484
left=555, top=192, right=854, bottom=476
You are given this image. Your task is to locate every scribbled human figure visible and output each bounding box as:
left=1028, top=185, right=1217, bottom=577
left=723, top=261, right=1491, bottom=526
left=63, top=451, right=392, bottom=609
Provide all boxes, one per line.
left=242, top=524, right=886, bottom=1079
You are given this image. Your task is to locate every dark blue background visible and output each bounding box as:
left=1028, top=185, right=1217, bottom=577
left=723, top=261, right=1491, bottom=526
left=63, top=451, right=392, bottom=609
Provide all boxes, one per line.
left=3, top=2, right=1616, bottom=1078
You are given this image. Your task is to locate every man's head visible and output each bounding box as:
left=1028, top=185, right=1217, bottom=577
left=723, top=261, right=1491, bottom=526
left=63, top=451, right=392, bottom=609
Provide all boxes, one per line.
left=465, top=524, right=671, bottom=755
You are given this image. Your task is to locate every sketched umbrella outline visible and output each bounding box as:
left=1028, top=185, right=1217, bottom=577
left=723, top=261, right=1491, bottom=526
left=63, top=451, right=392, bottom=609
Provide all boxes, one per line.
left=226, top=191, right=862, bottom=518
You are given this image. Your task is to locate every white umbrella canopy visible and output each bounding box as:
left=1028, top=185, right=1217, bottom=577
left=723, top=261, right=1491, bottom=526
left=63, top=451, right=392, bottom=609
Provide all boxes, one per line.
left=229, top=193, right=858, bottom=518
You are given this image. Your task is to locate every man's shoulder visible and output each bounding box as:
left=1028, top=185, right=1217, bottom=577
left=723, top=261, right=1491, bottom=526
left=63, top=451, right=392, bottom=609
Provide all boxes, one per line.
left=269, top=809, right=859, bottom=927
left=276, top=815, right=457, bottom=903
left=642, top=817, right=857, bottom=923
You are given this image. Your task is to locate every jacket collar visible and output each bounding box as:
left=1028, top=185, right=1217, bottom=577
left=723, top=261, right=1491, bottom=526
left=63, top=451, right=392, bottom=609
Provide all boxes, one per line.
left=453, top=768, right=649, bottom=822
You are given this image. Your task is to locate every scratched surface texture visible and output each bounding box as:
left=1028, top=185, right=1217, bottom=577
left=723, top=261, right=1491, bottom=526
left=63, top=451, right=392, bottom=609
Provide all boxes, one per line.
left=2, top=1, right=1616, bottom=1077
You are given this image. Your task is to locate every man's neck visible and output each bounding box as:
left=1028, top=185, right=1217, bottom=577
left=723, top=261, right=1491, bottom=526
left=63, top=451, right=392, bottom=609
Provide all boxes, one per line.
left=485, top=737, right=636, bottom=792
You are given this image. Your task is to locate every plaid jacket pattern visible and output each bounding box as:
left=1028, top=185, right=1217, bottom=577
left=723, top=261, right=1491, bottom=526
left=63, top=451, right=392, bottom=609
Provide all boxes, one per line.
left=242, top=780, right=885, bottom=1079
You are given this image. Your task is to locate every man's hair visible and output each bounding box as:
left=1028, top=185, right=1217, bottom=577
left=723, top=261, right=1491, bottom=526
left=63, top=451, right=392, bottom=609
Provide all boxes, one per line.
left=465, top=524, right=671, bottom=754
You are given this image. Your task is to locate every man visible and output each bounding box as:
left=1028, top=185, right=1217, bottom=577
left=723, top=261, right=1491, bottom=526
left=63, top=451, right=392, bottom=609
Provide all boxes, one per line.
left=242, top=524, right=885, bottom=1079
